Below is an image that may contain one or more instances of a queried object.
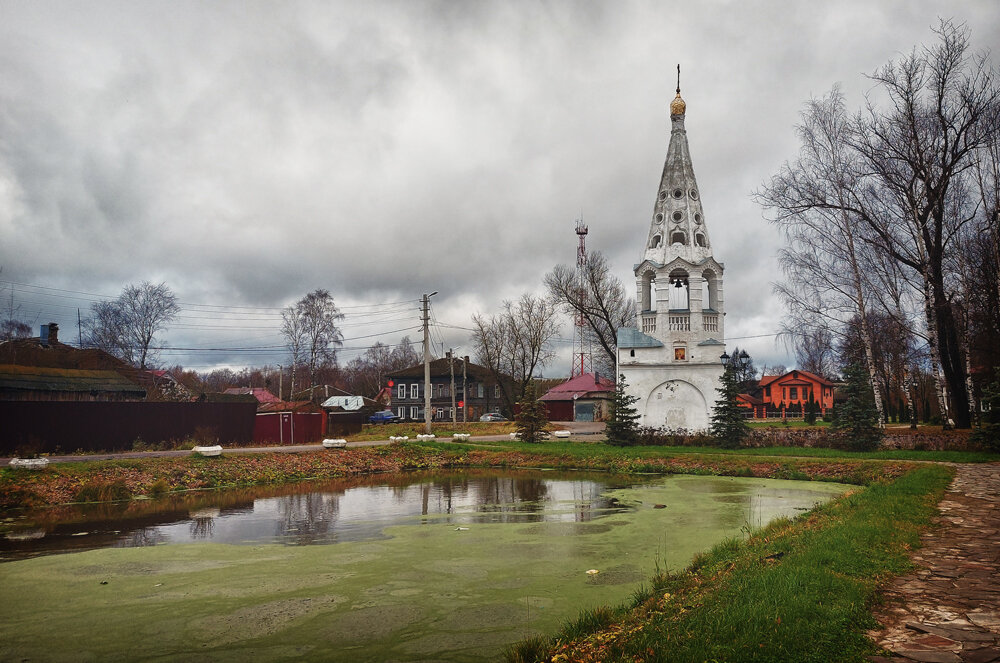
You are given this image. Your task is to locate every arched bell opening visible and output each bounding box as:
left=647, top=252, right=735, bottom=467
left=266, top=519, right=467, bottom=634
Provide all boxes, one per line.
left=702, top=268, right=719, bottom=310
left=668, top=268, right=690, bottom=310
left=640, top=270, right=655, bottom=312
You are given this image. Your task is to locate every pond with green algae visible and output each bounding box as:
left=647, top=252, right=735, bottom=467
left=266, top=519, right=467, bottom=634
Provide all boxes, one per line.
left=0, top=470, right=849, bottom=662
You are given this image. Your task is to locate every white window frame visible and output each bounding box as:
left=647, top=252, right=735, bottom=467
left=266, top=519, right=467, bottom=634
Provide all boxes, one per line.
left=410, top=383, right=419, bottom=399
left=410, top=406, right=419, bottom=420
left=397, top=384, right=406, bottom=400
left=397, top=407, right=405, bottom=420
left=494, top=385, right=500, bottom=399
left=478, top=384, right=484, bottom=398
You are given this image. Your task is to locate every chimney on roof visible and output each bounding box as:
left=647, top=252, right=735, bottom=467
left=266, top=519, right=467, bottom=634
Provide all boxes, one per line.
left=594, top=372, right=599, bottom=385
left=48, top=323, right=59, bottom=344
left=40, top=324, right=49, bottom=346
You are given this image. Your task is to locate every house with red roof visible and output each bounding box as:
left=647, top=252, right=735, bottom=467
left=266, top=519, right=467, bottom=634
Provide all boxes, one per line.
left=539, top=373, right=616, bottom=422
left=747, top=369, right=836, bottom=417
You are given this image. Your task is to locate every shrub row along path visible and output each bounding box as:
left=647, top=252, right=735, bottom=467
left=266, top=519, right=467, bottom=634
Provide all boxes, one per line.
left=870, top=462, right=1000, bottom=663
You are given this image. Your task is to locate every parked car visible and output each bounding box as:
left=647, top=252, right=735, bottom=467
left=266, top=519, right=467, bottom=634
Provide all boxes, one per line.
left=368, top=410, right=399, bottom=424
left=479, top=412, right=507, bottom=422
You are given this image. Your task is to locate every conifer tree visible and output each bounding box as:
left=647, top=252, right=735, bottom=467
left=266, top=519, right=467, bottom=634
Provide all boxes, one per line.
left=711, top=363, right=750, bottom=449
left=606, top=374, right=641, bottom=446
left=832, top=363, right=882, bottom=451
left=804, top=393, right=820, bottom=425
left=514, top=380, right=549, bottom=443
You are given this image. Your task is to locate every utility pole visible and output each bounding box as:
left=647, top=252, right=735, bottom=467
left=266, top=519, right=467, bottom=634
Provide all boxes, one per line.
left=448, top=349, right=456, bottom=424
left=77, top=308, right=83, bottom=347
left=423, top=291, right=437, bottom=434
left=462, top=356, right=468, bottom=423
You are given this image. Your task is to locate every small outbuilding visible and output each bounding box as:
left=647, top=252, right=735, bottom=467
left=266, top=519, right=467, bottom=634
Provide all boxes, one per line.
left=253, top=400, right=326, bottom=444
left=539, top=373, right=616, bottom=422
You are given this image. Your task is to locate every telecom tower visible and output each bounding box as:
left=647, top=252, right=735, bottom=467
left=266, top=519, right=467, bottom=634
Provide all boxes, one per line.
left=572, top=218, right=593, bottom=377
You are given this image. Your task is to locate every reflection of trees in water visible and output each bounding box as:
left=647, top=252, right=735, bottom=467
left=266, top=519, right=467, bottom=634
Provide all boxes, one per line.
left=125, top=527, right=168, bottom=547
left=275, top=492, right=341, bottom=544
left=470, top=478, right=548, bottom=523
left=190, top=516, right=215, bottom=539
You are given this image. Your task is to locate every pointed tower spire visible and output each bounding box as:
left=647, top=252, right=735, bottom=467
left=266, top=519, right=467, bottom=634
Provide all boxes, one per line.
left=641, top=66, right=710, bottom=266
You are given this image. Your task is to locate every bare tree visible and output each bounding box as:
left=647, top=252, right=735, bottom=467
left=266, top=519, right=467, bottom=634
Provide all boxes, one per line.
left=342, top=336, right=421, bottom=397
left=281, top=305, right=306, bottom=398
left=756, top=86, right=887, bottom=424
left=1, top=280, right=33, bottom=341
left=281, top=289, right=344, bottom=395
left=759, top=21, right=1000, bottom=428
left=847, top=21, right=1000, bottom=427
left=84, top=281, right=180, bottom=369
left=471, top=293, right=560, bottom=415
left=794, top=327, right=837, bottom=378
left=544, top=251, right=635, bottom=373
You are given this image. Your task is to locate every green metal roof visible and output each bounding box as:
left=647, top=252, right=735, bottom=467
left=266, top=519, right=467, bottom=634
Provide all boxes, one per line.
left=616, top=327, right=664, bottom=349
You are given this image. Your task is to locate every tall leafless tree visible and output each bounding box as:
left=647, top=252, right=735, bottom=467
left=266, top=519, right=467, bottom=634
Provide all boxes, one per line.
left=793, top=327, right=837, bottom=379
left=759, top=21, right=1000, bottom=428
left=756, top=86, right=887, bottom=424
left=471, top=293, right=560, bottom=415
left=343, top=336, right=420, bottom=397
left=847, top=20, right=1000, bottom=427
left=544, top=251, right=635, bottom=375
left=84, top=281, right=180, bottom=369
left=281, top=289, right=345, bottom=396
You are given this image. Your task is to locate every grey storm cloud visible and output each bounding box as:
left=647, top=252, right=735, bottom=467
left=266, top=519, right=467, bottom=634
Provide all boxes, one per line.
left=1, top=1, right=999, bottom=372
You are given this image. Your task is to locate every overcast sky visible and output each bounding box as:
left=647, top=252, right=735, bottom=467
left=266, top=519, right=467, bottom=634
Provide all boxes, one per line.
left=1, top=1, right=998, bottom=377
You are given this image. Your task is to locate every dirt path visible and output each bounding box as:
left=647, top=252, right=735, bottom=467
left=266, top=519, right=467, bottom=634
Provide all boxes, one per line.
left=869, top=463, right=1000, bottom=663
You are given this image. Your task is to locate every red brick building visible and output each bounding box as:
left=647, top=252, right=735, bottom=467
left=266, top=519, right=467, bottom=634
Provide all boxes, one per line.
left=749, top=369, right=836, bottom=417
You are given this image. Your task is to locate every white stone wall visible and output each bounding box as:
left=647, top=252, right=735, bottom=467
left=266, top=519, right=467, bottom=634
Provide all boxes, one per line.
left=619, top=360, right=722, bottom=432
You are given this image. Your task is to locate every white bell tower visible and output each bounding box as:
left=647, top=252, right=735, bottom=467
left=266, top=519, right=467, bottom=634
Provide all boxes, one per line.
left=617, top=68, right=725, bottom=431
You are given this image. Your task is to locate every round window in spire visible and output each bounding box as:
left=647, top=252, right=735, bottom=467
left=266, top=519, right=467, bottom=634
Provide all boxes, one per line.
left=690, top=189, right=699, bottom=200
left=671, top=211, right=683, bottom=222
left=694, top=212, right=703, bottom=224
left=658, top=191, right=667, bottom=201
left=672, top=188, right=684, bottom=199
left=655, top=213, right=664, bottom=224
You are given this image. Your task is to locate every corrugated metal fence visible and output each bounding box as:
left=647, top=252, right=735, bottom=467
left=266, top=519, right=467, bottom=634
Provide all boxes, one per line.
left=0, top=401, right=257, bottom=454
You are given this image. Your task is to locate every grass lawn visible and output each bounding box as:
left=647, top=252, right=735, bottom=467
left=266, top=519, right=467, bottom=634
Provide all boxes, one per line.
left=423, top=437, right=1000, bottom=464
left=348, top=421, right=517, bottom=441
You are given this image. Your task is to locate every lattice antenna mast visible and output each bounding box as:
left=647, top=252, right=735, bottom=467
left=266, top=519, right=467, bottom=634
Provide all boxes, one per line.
left=573, top=218, right=593, bottom=377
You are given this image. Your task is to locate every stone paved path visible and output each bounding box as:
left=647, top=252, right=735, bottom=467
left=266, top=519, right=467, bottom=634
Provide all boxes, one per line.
left=869, top=463, right=1000, bottom=663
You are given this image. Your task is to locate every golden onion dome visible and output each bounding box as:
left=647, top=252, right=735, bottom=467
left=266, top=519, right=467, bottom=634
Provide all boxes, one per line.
left=670, top=92, right=686, bottom=116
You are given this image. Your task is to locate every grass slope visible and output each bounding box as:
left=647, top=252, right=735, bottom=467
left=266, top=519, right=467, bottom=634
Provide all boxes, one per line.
left=509, top=464, right=953, bottom=662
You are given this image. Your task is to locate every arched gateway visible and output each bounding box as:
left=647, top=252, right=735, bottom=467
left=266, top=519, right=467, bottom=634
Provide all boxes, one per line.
left=616, top=70, right=727, bottom=431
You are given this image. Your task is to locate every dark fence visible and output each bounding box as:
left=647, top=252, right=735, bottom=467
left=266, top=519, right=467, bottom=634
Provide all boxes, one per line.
left=326, top=412, right=366, bottom=437
left=0, top=401, right=257, bottom=454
